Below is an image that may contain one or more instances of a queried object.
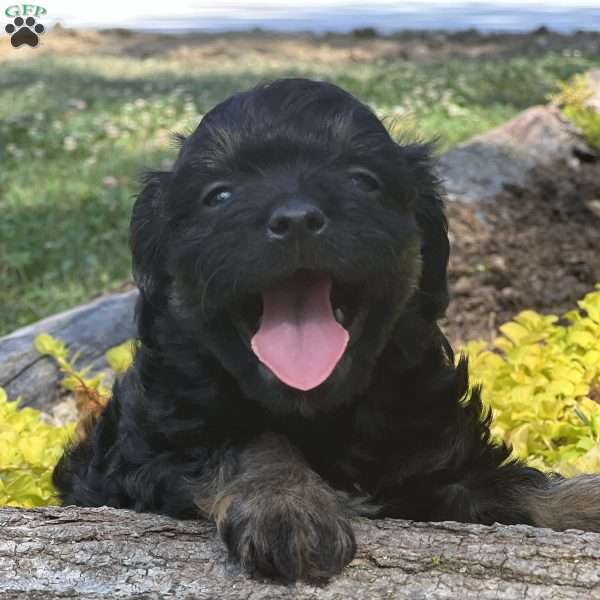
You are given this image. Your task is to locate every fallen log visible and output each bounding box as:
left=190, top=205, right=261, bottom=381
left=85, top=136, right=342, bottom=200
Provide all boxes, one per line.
left=1, top=507, right=600, bottom=599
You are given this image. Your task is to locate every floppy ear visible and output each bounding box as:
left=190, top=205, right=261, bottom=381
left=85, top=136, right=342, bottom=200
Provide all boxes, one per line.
left=389, top=143, right=450, bottom=371
left=129, top=170, right=172, bottom=302
left=404, top=143, right=450, bottom=321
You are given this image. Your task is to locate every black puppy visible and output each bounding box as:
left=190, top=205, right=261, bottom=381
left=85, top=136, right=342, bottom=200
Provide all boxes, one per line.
left=54, top=78, right=600, bottom=581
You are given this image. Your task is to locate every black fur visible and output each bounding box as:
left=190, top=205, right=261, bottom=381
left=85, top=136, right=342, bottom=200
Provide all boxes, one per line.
left=54, top=78, right=600, bottom=581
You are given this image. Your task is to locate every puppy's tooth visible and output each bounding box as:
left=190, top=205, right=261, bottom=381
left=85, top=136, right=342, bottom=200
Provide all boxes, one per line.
left=334, top=308, right=344, bottom=324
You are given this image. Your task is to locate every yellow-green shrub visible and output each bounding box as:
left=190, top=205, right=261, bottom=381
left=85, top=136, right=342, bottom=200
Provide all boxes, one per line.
left=554, top=73, right=600, bottom=150
left=463, top=285, right=600, bottom=476
left=0, top=338, right=134, bottom=508
left=0, top=387, right=74, bottom=507
left=34, top=333, right=134, bottom=399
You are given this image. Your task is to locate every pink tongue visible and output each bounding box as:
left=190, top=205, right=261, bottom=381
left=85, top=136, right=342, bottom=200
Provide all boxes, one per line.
left=251, top=272, right=349, bottom=391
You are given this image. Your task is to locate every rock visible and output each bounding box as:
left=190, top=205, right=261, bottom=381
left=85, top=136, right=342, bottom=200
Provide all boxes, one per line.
left=438, top=105, right=595, bottom=203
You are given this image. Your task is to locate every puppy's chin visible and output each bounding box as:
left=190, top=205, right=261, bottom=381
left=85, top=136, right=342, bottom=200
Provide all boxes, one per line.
left=252, top=351, right=360, bottom=417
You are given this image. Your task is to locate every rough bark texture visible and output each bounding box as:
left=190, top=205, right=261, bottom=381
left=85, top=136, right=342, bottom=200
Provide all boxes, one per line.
left=1, top=506, right=600, bottom=599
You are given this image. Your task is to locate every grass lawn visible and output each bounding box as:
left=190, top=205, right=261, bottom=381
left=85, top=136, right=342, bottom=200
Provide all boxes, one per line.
left=0, top=33, right=597, bottom=336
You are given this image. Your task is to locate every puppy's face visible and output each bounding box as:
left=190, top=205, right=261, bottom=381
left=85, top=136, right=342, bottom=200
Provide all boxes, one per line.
left=132, top=79, right=449, bottom=415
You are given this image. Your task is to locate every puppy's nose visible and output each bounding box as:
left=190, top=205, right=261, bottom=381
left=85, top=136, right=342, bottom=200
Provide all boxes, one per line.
left=268, top=199, right=328, bottom=239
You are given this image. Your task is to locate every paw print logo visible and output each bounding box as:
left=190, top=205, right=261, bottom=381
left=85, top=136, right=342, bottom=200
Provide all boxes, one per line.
left=5, top=16, right=45, bottom=48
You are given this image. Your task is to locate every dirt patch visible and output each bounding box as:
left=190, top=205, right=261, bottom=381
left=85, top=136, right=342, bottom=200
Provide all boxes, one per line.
left=442, top=164, right=600, bottom=347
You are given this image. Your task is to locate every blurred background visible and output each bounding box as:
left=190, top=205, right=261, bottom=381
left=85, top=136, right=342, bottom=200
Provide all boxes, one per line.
left=1, top=0, right=599, bottom=340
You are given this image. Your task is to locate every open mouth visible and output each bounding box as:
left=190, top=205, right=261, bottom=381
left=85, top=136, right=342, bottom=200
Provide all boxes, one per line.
left=230, top=270, right=368, bottom=391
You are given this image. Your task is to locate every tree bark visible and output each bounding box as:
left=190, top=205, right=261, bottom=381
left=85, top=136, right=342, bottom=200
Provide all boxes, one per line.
left=1, top=507, right=599, bottom=599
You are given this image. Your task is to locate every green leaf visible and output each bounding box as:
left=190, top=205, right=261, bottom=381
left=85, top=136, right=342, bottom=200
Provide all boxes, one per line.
left=34, top=333, right=67, bottom=360
left=105, top=340, right=135, bottom=373
left=499, top=322, right=530, bottom=345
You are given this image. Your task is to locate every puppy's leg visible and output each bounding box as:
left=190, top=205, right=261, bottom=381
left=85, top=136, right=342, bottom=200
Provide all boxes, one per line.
left=194, top=433, right=356, bottom=581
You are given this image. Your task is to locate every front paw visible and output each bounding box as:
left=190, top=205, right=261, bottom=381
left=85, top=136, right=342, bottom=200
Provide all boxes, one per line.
left=217, top=490, right=356, bottom=581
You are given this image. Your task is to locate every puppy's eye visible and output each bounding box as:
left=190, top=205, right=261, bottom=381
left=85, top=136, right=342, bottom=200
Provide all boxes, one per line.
left=202, top=184, right=233, bottom=208
left=349, top=169, right=382, bottom=194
